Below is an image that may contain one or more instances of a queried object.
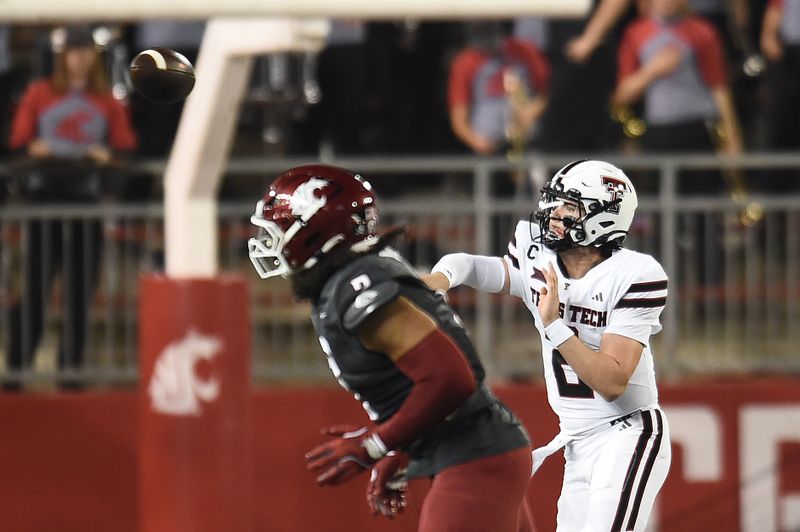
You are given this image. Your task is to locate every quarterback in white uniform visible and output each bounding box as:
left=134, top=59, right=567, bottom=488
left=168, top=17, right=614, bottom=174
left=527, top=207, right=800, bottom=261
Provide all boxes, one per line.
left=425, top=160, right=671, bottom=532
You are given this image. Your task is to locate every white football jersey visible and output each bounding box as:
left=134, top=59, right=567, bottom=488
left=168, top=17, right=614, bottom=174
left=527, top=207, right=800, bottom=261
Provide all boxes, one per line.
left=506, top=220, right=667, bottom=434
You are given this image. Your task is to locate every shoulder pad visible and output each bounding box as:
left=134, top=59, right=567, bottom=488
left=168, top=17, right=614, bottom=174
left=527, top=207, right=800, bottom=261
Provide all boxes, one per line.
left=507, top=220, right=531, bottom=268
left=615, top=252, right=668, bottom=309
left=321, top=251, right=420, bottom=330
left=508, top=220, right=543, bottom=269
left=627, top=252, right=668, bottom=285
left=342, top=281, right=400, bottom=332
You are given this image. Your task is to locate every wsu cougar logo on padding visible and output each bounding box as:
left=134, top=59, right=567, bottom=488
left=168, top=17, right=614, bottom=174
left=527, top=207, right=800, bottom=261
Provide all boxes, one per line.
left=148, top=330, right=222, bottom=416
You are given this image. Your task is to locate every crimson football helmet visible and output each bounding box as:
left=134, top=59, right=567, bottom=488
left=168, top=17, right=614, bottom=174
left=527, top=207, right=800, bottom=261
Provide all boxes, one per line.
left=248, top=165, right=379, bottom=278
left=534, top=159, right=638, bottom=251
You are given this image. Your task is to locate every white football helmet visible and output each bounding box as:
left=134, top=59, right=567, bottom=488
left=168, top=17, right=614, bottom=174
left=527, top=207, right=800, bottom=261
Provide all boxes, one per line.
left=534, top=160, right=638, bottom=251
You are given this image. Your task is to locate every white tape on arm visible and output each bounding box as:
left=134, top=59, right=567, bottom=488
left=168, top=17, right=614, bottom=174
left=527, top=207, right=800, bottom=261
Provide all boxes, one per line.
left=432, top=253, right=506, bottom=293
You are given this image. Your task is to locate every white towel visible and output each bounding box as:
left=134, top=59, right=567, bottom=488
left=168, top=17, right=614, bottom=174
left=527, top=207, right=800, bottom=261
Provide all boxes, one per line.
left=531, top=433, right=571, bottom=476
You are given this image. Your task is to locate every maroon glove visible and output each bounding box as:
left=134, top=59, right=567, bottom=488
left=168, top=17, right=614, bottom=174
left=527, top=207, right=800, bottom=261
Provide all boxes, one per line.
left=367, top=452, right=409, bottom=519
left=305, top=426, right=386, bottom=486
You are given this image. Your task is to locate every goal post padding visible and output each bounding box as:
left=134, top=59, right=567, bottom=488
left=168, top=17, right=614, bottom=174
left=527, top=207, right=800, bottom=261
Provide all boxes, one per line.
left=138, top=275, right=252, bottom=532
left=141, top=22, right=316, bottom=529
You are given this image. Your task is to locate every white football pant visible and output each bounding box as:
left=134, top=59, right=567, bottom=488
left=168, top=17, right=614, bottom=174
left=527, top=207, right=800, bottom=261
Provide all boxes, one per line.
left=557, top=409, right=671, bottom=532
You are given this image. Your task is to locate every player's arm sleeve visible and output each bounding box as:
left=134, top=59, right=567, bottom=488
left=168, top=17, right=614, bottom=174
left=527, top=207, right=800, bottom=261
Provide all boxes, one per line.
left=431, top=253, right=506, bottom=293
left=357, top=297, right=477, bottom=452
left=605, top=260, right=668, bottom=344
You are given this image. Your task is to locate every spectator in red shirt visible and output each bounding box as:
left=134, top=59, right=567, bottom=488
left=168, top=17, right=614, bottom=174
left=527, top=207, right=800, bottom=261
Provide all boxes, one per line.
left=4, top=24, right=137, bottom=390
left=10, top=26, right=137, bottom=163
left=613, top=0, right=743, bottom=169
left=448, top=22, right=550, bottom=157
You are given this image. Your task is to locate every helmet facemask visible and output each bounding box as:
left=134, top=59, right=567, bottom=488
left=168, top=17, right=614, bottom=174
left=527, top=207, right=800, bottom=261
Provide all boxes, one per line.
left=533, top=182, right=592, bottom=251
left=248, top=165, right=380, bottom=280
left=248, top=200, right=293, bottom=279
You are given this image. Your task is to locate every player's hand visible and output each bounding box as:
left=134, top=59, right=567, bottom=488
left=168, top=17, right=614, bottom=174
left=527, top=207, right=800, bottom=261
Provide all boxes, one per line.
left=367, top=452, right=409, bottom=519
left=538, top=262, right=561, bottom=326
left=420, top=272, right=450, bottom=292
left=305, top=426, right=375, bottom=486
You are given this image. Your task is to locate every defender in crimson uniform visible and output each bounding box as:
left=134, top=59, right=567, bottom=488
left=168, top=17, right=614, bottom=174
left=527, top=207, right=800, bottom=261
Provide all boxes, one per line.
left=427, top=160, right=672, bottom=531
left=248, top=165, right=535, bottom=531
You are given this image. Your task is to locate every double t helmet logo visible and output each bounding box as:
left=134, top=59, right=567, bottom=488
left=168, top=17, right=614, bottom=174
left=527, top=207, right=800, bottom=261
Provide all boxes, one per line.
left=601, top=176, right=628, bottom=215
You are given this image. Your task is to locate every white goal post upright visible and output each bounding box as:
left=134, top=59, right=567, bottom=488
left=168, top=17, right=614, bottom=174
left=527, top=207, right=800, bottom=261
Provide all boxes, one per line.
left=163, top=18, right=329, bottom=277
left=165, top=7, right=587, bottom=277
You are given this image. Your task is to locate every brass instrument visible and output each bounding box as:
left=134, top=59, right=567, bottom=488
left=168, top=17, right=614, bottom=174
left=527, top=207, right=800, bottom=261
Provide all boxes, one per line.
left=610, top=104, right=762, bottom=226
left=503, top=69, right=537, bottom=187
left=711, top=122, right=763, bottom=226
left=611, top=103, right=646, bottom=139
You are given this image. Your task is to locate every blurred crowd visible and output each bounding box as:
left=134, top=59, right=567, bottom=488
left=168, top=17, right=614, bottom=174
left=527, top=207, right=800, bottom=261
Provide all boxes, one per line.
left=0, top=0, right=798, bottom=193
left=2, top=0, right=799, bottom=389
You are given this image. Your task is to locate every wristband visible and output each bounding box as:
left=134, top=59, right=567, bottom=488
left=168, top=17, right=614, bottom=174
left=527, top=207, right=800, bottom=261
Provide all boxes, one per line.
left=362, top=433, right=389, bottom=460
left=544, top=319, right=575, bottom=347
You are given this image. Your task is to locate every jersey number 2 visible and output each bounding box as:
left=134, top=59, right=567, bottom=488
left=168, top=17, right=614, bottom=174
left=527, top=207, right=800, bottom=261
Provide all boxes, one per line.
left=551, top=334, right=595, bottom=398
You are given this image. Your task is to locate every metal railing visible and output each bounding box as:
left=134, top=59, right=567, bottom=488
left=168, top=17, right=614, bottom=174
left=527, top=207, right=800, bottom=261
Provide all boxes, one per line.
left=1, top=152, right=799, bottom=388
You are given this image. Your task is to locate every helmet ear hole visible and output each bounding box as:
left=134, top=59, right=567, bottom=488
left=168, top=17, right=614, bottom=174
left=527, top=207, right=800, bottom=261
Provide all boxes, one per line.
left=304, top=231, right=321, bottom=247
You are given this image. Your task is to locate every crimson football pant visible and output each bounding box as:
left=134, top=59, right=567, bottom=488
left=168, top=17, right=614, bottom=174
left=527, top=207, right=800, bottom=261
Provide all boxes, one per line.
left=418, top=446, right=535, bottom=532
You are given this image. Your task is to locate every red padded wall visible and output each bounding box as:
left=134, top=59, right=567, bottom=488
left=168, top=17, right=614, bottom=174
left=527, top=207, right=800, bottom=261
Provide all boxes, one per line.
left=1, top=379, right=799, bottom=532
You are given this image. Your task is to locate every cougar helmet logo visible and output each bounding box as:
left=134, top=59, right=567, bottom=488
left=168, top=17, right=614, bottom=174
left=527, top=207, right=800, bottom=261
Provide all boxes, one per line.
left=290, top=177, right=329, bottom=220
left=601, top=176, right=626, bottom=214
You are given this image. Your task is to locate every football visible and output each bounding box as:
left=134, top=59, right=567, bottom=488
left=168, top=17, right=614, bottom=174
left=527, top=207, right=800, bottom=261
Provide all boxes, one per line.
left=130, top=47, right=195, bottom=104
